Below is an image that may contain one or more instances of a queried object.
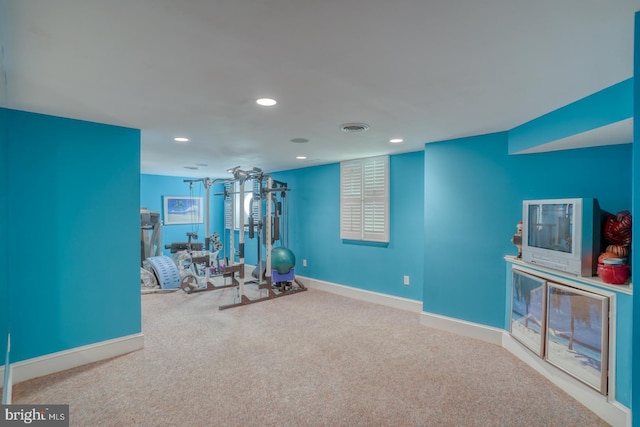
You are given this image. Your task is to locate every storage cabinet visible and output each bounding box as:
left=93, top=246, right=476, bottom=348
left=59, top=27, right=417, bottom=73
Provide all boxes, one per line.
left=510, top=267, right=610, bottom=395
left=510, top=270, right=546, bottom=357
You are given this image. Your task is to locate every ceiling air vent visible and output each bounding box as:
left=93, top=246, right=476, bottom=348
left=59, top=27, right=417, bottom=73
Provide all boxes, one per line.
left=290, top=138, right=309, bottom=143
left=340, top=122, right=370, bottom=133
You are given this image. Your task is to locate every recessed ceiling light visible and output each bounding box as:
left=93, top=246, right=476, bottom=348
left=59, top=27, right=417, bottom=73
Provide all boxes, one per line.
left=296, top=156, right=307, bottom=160
left=389, top=138, right=404, bottom=144
left=174, top=137, right=190, bottom=142
left=256, top=98, right=277, bottom=106
left=184, top=166, right=198, bottom=170
left=290, top=138, right=309, bottom=143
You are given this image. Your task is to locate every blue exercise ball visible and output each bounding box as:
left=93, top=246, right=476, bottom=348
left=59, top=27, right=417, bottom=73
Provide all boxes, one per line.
left=271, top=247, right=296, bottom=274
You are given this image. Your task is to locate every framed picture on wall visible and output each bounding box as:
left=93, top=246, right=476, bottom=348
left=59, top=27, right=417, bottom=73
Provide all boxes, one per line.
left=545, top=282, right=609, bottom=394
left=163, top=196, right=204, bottom=225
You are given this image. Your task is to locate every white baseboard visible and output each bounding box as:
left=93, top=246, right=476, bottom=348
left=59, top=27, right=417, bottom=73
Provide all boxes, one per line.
left=419, top=311, right=504, bottom=345
left=420, top=310, right=630, bottom=427
left=297, top=275, right=422, bottom=313
left=502, top=334, right=630, bottom=427
left=1, top=364, right=11, bottom=404
left=6, top=333, right=144, bottom=385
left=2, top=332, right=11, bottom=404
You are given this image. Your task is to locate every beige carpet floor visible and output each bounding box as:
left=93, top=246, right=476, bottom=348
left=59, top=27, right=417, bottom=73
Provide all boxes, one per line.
left=9, top=285, right=609, bottom=426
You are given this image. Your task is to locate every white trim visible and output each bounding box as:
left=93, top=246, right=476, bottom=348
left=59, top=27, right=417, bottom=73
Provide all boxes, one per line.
left=419, top=310, right=631, bottom=427
left=1, top=364, right=11, bottom=404
left=298, top=275, right=422, bottom=313
left=9, top=333, right=144, bottom=384
left=503, top=334, right=630, bottom=427
left=419, top=311, right=504, bottom=345
left=2, top=332, right=11, bottom=404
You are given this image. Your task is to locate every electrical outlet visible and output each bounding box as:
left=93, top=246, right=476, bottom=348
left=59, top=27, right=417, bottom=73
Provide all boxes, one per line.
left=403, top=275, right=410, bottom=285
left=303, top=259, right=308, bottom=267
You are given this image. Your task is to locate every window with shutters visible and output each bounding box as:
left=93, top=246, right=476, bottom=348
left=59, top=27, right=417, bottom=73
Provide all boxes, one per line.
left=224, top=180, right=258, bottom=230
left=340, top=155, right=389, bottom=242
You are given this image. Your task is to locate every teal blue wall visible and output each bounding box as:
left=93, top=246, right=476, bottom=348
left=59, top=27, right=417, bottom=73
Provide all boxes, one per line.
left=509, top=78, right=633, bottom=154
left=272, top=151, right=424, bottom=301
left=4, top=109, right=141, bottom=362
left=424, top=132, right=515, bottom=326
left=0, top=108, right=7, bottom=362
left=615, top=291, right=633, bottom=407
left=140, top=174, right=226, bottom=258
left=141, top=151, right=425, bottom=302
left=424, top=133, right=632, bottom=404
left=632, top=10, right=640, bottom=427
left=140, top=151, right=424, bottom=301
left=512, top=145, right=632, bottom=214
left=141, top=174, right=299, bottom=267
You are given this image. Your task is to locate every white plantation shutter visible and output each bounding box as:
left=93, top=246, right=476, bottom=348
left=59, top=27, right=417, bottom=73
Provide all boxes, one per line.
left=250, top=179, right=260, bottom=223
left=224, top=181, right=259, bottom=230
left=340, top=155, right=389, bottom=242
left=340, top=161, right=363, bottom=240
left=362, top=156, right=388, bottom=241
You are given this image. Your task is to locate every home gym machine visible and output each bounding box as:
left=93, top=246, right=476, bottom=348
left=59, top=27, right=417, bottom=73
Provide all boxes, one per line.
left=177, top=177, right=239, bottom=294
left=140, top=208, right=162, bottom=266
left=218, top=166, right=306, bottom=310
left=140, top=208, right=187, bottom=293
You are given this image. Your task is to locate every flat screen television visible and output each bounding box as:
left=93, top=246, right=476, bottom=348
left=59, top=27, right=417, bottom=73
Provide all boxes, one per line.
left=522, top=198, right=600, bottom=277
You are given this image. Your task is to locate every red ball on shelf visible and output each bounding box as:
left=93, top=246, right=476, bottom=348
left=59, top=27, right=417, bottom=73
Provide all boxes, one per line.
left=597, top=264, right=630, bottom=285
left=603, top=211, right=632, bottom=246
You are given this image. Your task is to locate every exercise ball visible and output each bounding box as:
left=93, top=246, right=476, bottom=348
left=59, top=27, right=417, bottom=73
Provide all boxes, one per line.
left=271, top=247, right=296, bottom=274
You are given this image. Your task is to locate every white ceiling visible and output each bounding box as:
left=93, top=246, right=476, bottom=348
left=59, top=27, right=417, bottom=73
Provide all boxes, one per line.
left=1, top=1, right=638, bottom=178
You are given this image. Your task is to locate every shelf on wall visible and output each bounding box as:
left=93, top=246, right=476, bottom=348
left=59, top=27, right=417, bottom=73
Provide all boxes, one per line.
left=504, top=255, right=632, bottom=295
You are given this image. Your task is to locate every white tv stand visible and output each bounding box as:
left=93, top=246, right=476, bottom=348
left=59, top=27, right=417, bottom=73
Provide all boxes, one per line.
left=504, top=255, right=632, bottom=427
